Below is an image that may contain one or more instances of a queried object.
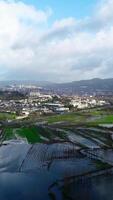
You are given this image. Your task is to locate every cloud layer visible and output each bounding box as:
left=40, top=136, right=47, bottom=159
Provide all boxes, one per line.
left=0, top=0, right=113, bottom=82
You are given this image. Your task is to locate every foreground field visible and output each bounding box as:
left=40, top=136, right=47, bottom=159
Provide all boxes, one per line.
left=1, top=122, right=113, bottom=149
left=0, top=107, right=113, bottom=200
left=4, top=127, right=43, bottom=143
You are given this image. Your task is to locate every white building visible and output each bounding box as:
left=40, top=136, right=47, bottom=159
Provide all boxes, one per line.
left=55, top=107, right=69, bottom=113
left=29, top=92, right=40, bottom=97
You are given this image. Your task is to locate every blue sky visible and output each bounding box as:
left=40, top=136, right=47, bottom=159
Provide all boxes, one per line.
left=23, top=0, right=98, bottom=21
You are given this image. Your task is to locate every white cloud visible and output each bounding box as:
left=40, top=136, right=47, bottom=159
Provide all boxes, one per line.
left=97, top=0, right=113, bottom=21
left=0, top=0, right=113, bottom=82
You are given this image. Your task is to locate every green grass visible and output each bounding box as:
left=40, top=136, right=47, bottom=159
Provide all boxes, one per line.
left=45, top=113, right=86, bottom=124
left=42, top=111, right=113, bottom=127
left=4, top=126, right=43, bottom=143
left=4, top=128, right=15, bottom=140
left=43, top=110, right=113, bottom=125
left=0, top=112, right=16, bottom=120
left=15, top=127, right=43, bottom=143
left=4, top=126, right=67, bottom=143
left=99, top=115, right=113, bottom=123
left=87, top=115, right=113, bottom=126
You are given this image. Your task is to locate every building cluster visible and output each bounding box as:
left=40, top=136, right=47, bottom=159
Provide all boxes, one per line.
left=70, top=97, right=108, bottom=109
left=0, top=86, right=110, bottom=120
left=0, top=92, right=69, bottom=118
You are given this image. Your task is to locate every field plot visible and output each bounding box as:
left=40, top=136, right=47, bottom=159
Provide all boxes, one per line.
left=0, top=171, right=57, bottom=200
left=0, top=141, right=31, bottom=172
left=0, top=125, right=113, bottom=200
left=87, top=115, right=113, bottom=126
left=50, top=157, right=97, bottom=179
left=60, top=173, right=113, bottom=200
left=86, top=149, right=113, bottom=166
left=4, top=127, right=44, bottom=143
left=3, top=124, right=113, bottom=148
left=67, top=131, right=100, bottom=148
left=19, top=142, right=110, bottom=178
left=45, top=113, right=86, bottom=124
left=0, top=141, right=103, bottom=177
left=61, top=126, right=113, bottom=148
left=43, top=107, right=113, bottom=126
left=0, top=112, right=16, bottom=120
left=3, top=126, right=70, bottom=144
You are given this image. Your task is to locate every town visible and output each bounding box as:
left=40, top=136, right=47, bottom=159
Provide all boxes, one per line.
left=0, top=83, right=110, bottom=121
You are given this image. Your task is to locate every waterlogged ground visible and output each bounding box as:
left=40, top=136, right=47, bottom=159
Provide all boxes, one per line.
left=0, top=141, right=98, bottom=173
left=0, top=125, right=113, bottom=199
left=61, top=174, right=113, bottom=200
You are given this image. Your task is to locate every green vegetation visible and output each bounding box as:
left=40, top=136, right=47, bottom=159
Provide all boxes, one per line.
left=39, top=107, right=113, bottom=126
left=0, top=112, right=16, bottom=120
left=3, top=126, right=67, bottom=144
left=4, top=126, right=43, bottom=143
left=15, top=127, right=43, bottom=143
left=96, top=115, right=113, bottom=123
left=4, top=128, right=15, bottom=140
left=45, top=113, right=85, bottom=124
left=2, top=108, right=113, bottom=146
left=87, top=115, right=113, bottom=126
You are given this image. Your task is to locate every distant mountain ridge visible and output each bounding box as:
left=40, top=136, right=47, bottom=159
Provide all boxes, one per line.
left=0, top=78, right=113, bottom=94
left=0, top=80, right=54, bottom=87
left=49, top=78, right=113, bottom=88
left=46, top=78, right=113, bottom=94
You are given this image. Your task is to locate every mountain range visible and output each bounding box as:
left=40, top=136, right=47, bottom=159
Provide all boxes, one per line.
left=0, top=78, right=113, bottom=95
left=46, top=78, right=113, bottom=95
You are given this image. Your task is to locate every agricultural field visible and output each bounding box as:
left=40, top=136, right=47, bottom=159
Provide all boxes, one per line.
left=42, top=107, right=113, bottom=126
left=2, top=122, right=113, bottom=149
left=0, top=112, right=16, bottom=120
left=4, top=127, right=43, bottom=143
left=3, top=126, right=66, bottom=144
left=44, top=112, right=86, bottom=124
left=87, top=115, right=113, bottom=126
left=0, top=117, right=113, bottom=200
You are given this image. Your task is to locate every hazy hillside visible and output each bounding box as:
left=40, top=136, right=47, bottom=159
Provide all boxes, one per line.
left=46, top=78, right=113, bottom=94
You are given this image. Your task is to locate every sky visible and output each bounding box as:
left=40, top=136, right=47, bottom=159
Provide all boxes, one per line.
left=0, top=0, right=113, bottom=82
left=22, top=0, right=98, bottom=20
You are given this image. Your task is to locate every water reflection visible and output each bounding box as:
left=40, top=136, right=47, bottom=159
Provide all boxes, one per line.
left=0, top=140, right=113, bottom=200
left=60, top=175, right=113, bottom=200
left=0, top=171, right=57, bottom=200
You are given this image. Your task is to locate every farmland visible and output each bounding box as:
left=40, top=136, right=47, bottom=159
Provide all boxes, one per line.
left=0, top=107, right=113, bottom=200
left=0, top=112, right=16, bottom=120
left=4, top=127, right=44, bottom=143
left=41, top=107, right=113, bottom=126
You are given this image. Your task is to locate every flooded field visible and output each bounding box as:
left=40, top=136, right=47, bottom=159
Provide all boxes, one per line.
left=60, top=174, right=113, bottom=200
left=66, top=127, right=113, bottom=148
left=0, top=141, right=98, bottom=174
left=0, top=125, right=113, bottom=199
left=0, top=171, right=56, bottom=200
left=67, top=131, right=99, bottom=148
